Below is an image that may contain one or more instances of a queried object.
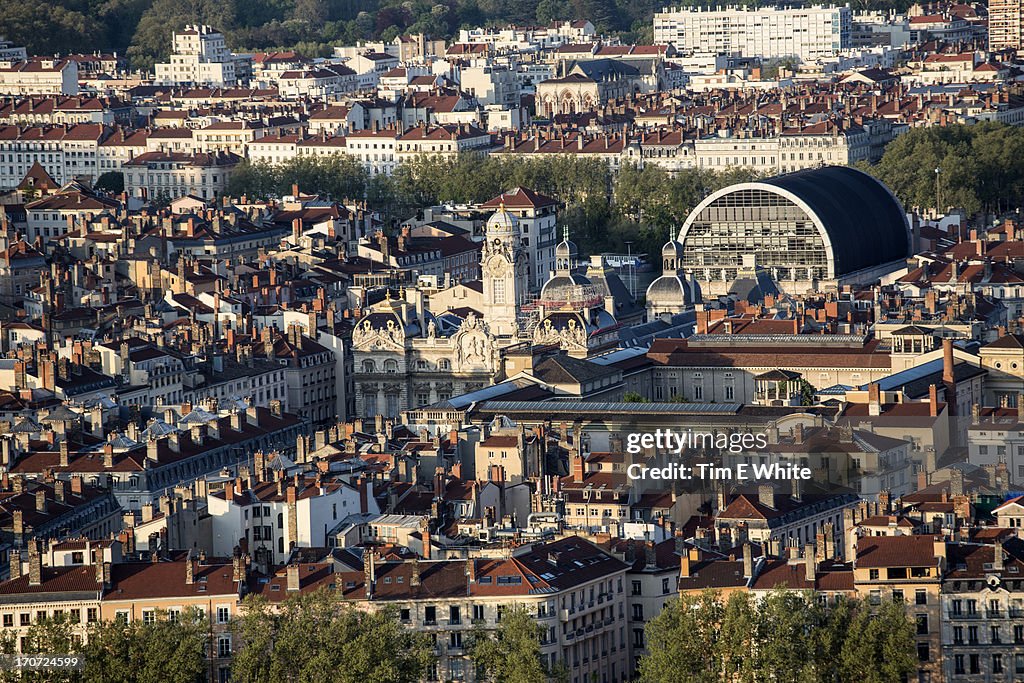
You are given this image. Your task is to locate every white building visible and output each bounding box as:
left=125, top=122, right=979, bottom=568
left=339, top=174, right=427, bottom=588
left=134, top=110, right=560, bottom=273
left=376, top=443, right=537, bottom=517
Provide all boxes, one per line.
left=0, top=58, right=78, bottom=96
left=154, top=25, right=250, bottom=87
left=208, top=473, right=377, bottom=565
left=123, top=151, right=241, bottom=201
left=276, top=65, right=358, bottom=99
left=653, top=5, right=852, bottom=62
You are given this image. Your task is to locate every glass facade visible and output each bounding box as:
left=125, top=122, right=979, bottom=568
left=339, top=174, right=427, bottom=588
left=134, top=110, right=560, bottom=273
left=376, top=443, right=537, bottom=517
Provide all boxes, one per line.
left=681, top=188, right=830, bottom=282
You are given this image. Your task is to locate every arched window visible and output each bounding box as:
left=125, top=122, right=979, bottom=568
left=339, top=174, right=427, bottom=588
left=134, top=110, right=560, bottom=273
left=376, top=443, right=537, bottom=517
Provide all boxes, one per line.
left=438, top=359, right=450, bottom=371
left=384, top=359, right=399, bottom=373
left=361, top=360, right=375, bottom=373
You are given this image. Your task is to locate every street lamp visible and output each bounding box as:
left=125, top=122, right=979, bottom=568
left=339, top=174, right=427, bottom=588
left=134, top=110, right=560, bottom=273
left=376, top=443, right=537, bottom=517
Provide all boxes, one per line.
left=934, top=167, right=941, bottom=216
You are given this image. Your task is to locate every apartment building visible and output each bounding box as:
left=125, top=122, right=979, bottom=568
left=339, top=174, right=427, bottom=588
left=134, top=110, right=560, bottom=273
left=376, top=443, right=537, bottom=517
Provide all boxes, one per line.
left=653, top=5, right=852, bottom=62
left=208, top=471, right=376, bottom=565
left=853, top=535, right=944, bottom=680
left=333, top=536, right=632, bottom=683
left=940, top=541, right=1024, bottom=681
left=1, top=544, right=243, bottom=682
left=990, top=0, right=1024, bottom=50
left=0, top=123, right=109, bottom=190
left=123, top=151, right=241, bottom=201
left=154, top=25, right=249, bottom=87
left=270, top=328, right=338, bottom=427
left=6, top=403, right=306, bottom=509
left=0, top=58, right=78, bottom=96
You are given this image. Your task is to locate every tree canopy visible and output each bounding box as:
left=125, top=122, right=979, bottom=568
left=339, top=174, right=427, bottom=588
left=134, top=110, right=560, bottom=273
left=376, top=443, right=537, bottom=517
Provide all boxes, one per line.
left=230, top=589, right=432, bottom=683
left=228, top=152, right=760, bottom=262
left=0, top=609, right=207, bottom=683
left=860, top=121, right=1024, bottom=217
left=470, top=605, right=563, bottom=683
left=639, top=590, right=917, bottom=683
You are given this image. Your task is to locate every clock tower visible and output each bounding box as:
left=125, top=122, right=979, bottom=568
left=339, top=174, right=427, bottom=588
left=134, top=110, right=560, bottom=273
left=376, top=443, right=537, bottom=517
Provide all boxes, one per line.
left=481, top=202, right=529, bottom=337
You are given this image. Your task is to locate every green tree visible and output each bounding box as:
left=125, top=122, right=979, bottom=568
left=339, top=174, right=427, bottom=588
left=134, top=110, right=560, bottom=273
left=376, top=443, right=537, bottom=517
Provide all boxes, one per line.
left=231, top=590, right=431, bottom=683
left=622, top=391, right=648, bottom=403
left=82, top=608, right=207, bottom=683
left=15, top=614, right=83, bottom=683
left=470, top=605, right=551, bottom=683
left=639, top=592, right=723, bottom=683
left=838, top=600, right=917, bottom=683
left=94, top=171, right=125, bottom=194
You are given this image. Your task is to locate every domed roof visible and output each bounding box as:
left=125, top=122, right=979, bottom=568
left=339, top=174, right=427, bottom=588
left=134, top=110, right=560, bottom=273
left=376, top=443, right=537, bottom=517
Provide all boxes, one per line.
left=555, top=225, right=578, bottom=261
left=646, top=274, right=691, bottom=306
left=486, top=202, right=519, bottom=236
left=540, top=273, right=590, bottom=303
left=662, top=238, right=684, bottom=261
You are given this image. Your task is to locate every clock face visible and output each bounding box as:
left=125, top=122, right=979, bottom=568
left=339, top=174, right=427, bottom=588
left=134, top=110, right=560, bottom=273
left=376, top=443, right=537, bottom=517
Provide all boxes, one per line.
left=493, top=238, right=502, bottom=247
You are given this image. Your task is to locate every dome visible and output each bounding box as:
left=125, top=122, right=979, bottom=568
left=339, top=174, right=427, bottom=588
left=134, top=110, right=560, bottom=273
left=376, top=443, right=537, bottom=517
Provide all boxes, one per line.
left=661, top=239, right=684, bottom=273
left=645, top=274, right=691, bottom=307
left=486, top=203, right=519, bottom=236
left=680, top=166, right=910, bottom=281
left=555, top=236, right=578, bottom=261
left=553, top=226, right=578, bottom=274
left=540, top=273, right=591, bottom=303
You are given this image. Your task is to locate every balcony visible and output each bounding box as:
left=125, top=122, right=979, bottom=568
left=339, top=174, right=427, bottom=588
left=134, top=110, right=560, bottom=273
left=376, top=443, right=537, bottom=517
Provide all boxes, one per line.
left=947, top=611, right=982, bottom=620
left=986, top=610, right=1004, bottom=619
left=1010, top=608, right=1024, bottom=618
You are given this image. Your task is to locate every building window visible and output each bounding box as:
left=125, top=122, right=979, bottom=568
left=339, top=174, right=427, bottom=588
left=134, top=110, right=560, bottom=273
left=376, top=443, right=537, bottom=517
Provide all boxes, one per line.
left=218, top=636, right=231, bottom=658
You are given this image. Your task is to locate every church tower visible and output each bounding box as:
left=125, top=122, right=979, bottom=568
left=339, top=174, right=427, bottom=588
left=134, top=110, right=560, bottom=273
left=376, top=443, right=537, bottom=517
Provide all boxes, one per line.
left=481, top=202, right=529, bottom=337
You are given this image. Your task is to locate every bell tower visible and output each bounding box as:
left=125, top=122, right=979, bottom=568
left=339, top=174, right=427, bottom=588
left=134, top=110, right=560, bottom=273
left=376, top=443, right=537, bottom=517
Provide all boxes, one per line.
left=481, top=202, right=529, bottom=337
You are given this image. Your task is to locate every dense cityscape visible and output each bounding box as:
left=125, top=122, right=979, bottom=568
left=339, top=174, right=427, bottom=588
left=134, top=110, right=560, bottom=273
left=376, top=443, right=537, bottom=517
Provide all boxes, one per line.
left=0, top=1, right=1022, bottom=681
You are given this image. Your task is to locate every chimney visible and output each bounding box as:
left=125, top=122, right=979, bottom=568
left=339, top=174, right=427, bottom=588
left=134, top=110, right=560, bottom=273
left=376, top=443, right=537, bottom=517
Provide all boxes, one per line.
left=759, top=484, right=775, bottom=509
left=35, top=489, right=47, bottom=513
left=8, top=551, right=20, bottom=580
left=942, top=338, right=956, bottom=415
left=286, top=563, right=300, bottom=592
left=571, top=453, right=584, bottom=482
left=232, top=547, right=246, bottom=583
left=185, top=551, right=194, bottom=585
left=27, top=540, right=42, bottom=586
left=364, top=550, right=376, bottom=598
left=410, top=557, right=421, bottom=587
left=804, top=544, right=816, bottom=582
left=929, top=384, right=939, bottom=417
left=868, top=382, right=881, bottom=416
left=742, top=543, right=753, bottom=578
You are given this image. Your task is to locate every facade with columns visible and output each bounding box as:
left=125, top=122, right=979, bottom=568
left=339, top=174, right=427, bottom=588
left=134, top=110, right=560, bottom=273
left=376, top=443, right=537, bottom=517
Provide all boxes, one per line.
left=351, top=205, right=531, bottom=419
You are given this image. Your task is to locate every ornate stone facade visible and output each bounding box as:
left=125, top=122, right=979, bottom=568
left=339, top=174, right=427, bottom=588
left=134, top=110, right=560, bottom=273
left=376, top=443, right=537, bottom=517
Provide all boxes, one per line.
left=351, top=205, right=531, bottom=419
